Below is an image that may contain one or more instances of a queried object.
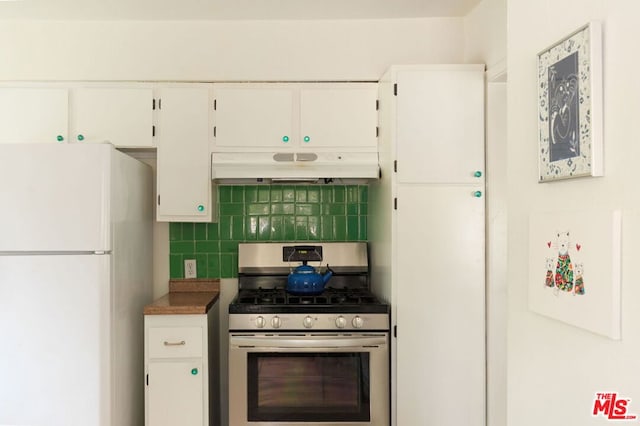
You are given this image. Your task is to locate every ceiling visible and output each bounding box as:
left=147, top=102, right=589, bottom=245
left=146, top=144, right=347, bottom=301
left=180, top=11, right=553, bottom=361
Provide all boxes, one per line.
left=0, top=0, right=482, bottom=20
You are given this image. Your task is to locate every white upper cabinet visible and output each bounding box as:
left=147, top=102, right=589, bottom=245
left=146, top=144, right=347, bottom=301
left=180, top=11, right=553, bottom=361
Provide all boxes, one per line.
left=156, top=85, right=213, bottom=222
left=395, top=67, right=485, bottom=184
left=0, top=85, right=154, bottom=148
left=70, top=87, right=154, bottom=147
left=212, top=83, right=377, bottom=152
left=0, top=87, right=69, bottom=143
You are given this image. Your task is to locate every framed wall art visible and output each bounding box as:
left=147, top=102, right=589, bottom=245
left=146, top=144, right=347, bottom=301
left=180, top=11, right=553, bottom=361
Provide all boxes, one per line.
left=528, top=210, right=622, bottom=339
left=537, top=21, right=603, bottom=182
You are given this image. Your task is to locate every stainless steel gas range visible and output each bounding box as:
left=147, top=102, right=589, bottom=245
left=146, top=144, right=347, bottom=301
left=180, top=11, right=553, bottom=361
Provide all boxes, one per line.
left=228, top=242, right=390, bottom=426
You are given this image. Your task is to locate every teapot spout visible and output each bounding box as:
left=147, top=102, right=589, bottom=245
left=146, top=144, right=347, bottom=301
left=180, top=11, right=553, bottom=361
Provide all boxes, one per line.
left=322, top=266, right=334, bottom=284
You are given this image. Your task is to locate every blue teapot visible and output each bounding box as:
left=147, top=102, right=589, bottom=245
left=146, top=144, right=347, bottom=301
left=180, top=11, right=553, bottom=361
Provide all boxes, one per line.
left=286, top=263, right=333, bottom=295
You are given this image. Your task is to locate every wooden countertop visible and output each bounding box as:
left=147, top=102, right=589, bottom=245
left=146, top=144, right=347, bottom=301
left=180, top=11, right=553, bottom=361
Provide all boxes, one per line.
left=143, top=279, right=220, bottom=315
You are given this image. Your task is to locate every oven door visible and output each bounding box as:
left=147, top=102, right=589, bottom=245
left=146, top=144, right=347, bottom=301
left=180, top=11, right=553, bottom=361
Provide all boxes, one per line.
left=229, top=333, right=389, bottom=426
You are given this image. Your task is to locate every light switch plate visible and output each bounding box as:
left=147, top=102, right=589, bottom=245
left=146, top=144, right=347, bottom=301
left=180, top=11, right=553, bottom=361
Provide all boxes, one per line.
left=184, top=259, right=197, bottom=279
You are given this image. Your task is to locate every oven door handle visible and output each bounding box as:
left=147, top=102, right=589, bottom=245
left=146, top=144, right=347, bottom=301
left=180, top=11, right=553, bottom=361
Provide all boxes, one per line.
left=231, top=335, right=387, bottom=349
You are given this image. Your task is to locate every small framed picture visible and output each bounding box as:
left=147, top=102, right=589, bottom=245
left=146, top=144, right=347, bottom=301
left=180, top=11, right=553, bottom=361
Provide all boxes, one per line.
left=537, top=22, right=603, bottom=182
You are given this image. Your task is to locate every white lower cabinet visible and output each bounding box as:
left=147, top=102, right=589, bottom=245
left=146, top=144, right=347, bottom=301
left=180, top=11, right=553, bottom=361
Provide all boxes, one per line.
left=145, top=312, right=218, bottom=426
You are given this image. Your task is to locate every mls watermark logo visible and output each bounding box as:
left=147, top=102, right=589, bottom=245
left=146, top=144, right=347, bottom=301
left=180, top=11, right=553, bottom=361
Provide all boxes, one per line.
left=593, top=393, right=637, bottom=420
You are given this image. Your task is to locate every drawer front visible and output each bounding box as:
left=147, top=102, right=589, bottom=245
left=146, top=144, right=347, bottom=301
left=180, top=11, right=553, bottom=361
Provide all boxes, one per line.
left=148, top=327, right=203, bottom=359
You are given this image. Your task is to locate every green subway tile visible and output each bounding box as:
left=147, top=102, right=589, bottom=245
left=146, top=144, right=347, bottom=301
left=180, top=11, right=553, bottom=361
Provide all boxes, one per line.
left=347, top=203, right=359, bottom=215
left=321, top=187, right=333, bottom=203
left=196, top=240, right=219, bottom=253
left=246, top=216, right=258, bottom=240
left=220, top=254, right=234, bottom=278
left=231, top=254, right=238, bottom=277
left=295, top=216, right=309, bottom=240
left=270, top=187, right=283, bottom=202
left=248, top=203, right=270, bottom=216
left=231, top=186, right=245, bottom=203
left=321, top=216, right=333, bottom=240
left=258, top=216, right=271, bottom=240
left=194, top=223, right=207, bottom=241
left=182, top=223, right=195, bottom=240
left=360, top=203, right=368, bottom=215
left=347, top=186, right=359, bottom=203
left=347, top=216, right=359, bottom=240
left=271, top=216, right=284, bottom=240
left=231, top=215, right=245, bottom=240
left=359, top=185, right=368, bottom=203
left=169, top=223, right=182, bottom=241
left=207, top=253, right=220, bottom=278
left=170, top=241, right=195, bottom=254
left=219, top=185, right=232, bottom=203
left=282, top=186, right=295, bottom=202
left=307, top=187, right=320, bottom=203
left=195, top=254, right=208, bottom=277
left=282, top=203, right=295, bottom=215
left=296, top=204, right=312, bottom=216
left=220, top=241, right=239, bottom=254
left=283, top=216, right=296, bottom=240
left=334, top=216, right=347, bottom=240
left=334, top=186, right=345, bottom=202
left=169, top=254, right=183, bottom=278
left=308, top=216, right=320, bottom=240
left=207, top=223, right=219, bottom=240
left=245, top=186, right=258, bottom=203
left=258, top=187, right=270, bottom=203
left=359, top=216, right=367, bottom=240
left=219, top=216, right=232, bottom=240
left=271, top=203, right=285, bottom=215
left=220, top=203, right=244, bottom=216
left=329, top=203, right=346, bottom=215
left=295, top=188, right=307, bottom=202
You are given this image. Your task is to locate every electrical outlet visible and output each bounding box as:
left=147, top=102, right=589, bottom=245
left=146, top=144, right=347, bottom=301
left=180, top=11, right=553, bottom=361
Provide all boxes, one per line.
left=184, top=259, right=197, bottom=279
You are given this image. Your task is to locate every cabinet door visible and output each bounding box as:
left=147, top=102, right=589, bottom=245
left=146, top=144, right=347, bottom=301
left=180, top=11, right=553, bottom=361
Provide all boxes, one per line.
left=396, top=68, right=484, bottom=184
left=214, top=85, right=294, bottom=149
left=395, top=185, right=485, bottom=426
left=71, top=87, right=154, bottom=147
left=156, top=87, right=212, bottom=222
left=148, top=360, right=204, bottom=426
left=0, top=87, right=68, bottom=143
left=299, top=84, right=377, bottom=149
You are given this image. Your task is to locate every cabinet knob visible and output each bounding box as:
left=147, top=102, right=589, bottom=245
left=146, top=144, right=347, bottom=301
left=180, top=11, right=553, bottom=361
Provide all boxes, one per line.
left=303, top=136, right=310, bottom=143
left=77, top=134, right=85, bottom=141
left=197, top=204, right=205, bottom=212
left=191, top=368, right=198, bottom=375
left=473, top=191, right=483, bottom=198
left=282, top=136, right=289, bottom=143
left=56, top=135, right=64, bottom=142
left=474, top=171, right=482, bottom=178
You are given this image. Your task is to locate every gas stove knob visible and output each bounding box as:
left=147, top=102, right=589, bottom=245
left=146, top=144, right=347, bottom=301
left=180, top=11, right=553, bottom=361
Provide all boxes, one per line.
left=303, top=316, right=314, bottom=329
left=255, top=316, right=266, bottom=328
left=271, top=316, right=282, bottom=329
left=352, top=316, right=364, bottom=329
left=335, top=316, right=347, bottom=329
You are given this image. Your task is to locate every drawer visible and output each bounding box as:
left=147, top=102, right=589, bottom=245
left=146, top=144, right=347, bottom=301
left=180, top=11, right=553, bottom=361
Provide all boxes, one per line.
left=148, top=327, right=203, bottom=359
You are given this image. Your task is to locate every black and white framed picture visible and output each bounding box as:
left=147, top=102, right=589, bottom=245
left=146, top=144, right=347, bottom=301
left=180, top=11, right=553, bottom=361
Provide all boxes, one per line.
left=537, top=21, right=603, bottom=182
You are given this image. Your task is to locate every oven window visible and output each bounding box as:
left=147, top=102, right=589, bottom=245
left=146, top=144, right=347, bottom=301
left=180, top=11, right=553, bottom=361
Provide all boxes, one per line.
left=247, top=353, right=370, bottom=422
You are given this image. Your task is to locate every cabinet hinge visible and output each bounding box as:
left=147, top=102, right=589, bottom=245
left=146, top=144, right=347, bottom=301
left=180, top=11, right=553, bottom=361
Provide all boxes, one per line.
left=394, top=198, right=397, bottom=210
left=394, top=160, right=397, bottom=173
left=152, top=125, right=156, bottom=137
left=157, top=195, right=161, bottom=206
left=146, top=374, right=149, bottom=386
left=213, top=126, right=216, bottom=137
left=152, top=98, right=156, bottom=110
left=376, top=126, right=379, bottom=137
left=158, top=98, right=162, bottom=110
left=376, top=99, right=379, bottom=111
left=394, top=325, right=397, bottom=338
left=214, top=99, right=217, bottom=110
left=393, top=83, right=398, bottom=96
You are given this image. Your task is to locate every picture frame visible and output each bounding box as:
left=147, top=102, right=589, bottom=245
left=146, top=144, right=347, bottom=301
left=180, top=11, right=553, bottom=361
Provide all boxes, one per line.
left=537, top=21, right=603, bottom=182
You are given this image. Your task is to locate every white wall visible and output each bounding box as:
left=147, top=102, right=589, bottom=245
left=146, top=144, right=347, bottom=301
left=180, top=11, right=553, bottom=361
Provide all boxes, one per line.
left=507, top=1, right=640, bottom=425
left=464, top=0, right=507, bottom=78
left=0, top=18, right=464, bottom=81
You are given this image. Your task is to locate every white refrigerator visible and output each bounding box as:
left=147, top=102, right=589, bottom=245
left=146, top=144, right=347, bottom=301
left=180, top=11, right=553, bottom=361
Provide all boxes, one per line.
left=0, top=143, right=153, bottom=426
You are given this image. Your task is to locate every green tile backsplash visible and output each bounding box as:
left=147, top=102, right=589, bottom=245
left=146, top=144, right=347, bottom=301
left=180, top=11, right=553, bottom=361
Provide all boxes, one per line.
left=169, top=184, right=368, bottom=279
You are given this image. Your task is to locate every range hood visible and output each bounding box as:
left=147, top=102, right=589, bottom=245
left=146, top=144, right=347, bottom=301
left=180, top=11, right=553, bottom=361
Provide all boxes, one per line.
left=211, top=152, right=380, bottom=181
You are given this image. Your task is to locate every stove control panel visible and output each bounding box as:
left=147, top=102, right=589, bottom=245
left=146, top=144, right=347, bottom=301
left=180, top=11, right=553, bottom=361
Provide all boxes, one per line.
left=229, top=313, right=389, bottom=331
